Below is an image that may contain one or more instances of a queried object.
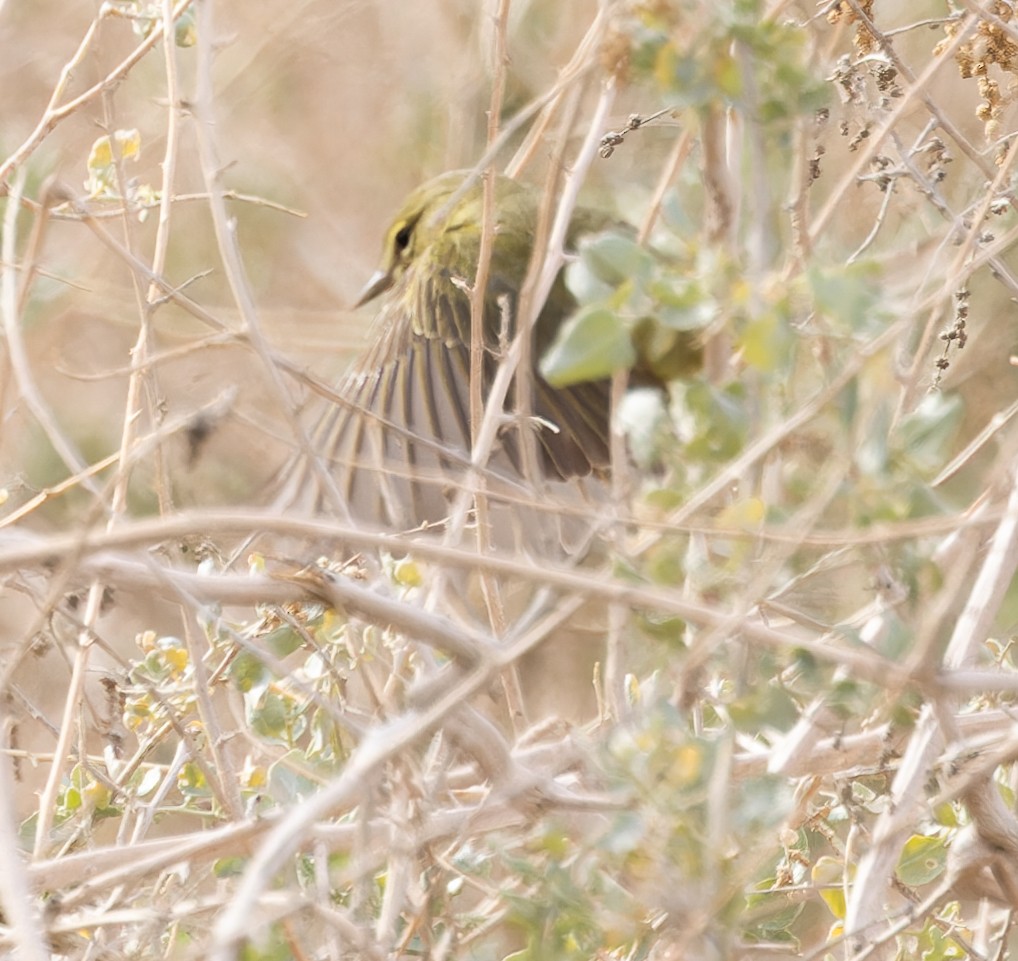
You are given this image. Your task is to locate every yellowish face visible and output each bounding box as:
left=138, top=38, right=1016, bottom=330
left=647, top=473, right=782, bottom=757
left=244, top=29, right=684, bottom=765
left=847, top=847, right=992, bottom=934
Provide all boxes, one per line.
left=354, top=172, right=477, bottom=308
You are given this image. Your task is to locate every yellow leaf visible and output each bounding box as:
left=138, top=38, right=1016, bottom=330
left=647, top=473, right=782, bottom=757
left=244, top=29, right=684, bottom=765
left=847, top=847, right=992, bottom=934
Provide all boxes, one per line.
left=87, top=129, right=140, bottom=172
left=812, top=855, right=847, bottom=919
left=667, top=744, right=703, bottom=786
left=393, top=556, right=424, bottom=587
left=716, top=496, right=766, bottom=531
left=82, top=779, right=111, bottom=811
left=113, top=128, right=141, bottom=161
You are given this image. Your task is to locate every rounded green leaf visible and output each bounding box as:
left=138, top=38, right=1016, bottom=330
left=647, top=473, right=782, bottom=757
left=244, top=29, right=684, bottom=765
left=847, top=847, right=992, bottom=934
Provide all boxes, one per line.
left=579, top=232, right=653, bottom=286
left=540, top=306, right=634, bottom=387
left=896, top=834, right=946, bottom=886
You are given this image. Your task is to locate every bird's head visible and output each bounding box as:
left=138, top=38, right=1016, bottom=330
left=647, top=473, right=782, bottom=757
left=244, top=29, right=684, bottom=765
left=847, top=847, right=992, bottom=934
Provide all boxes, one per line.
left=353, top=171, right=482, bottom=308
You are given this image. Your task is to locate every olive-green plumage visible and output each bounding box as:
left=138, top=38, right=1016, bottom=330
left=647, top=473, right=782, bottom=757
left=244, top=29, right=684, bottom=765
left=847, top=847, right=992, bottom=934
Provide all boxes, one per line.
left=306, top=171, right=617, bottom=530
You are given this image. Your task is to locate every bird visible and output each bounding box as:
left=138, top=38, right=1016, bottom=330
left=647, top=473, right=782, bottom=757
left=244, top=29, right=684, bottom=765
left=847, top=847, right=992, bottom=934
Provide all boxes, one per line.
left=282, top=170, right=625, bottom=541
left=271, top=170, right=698, bottom=721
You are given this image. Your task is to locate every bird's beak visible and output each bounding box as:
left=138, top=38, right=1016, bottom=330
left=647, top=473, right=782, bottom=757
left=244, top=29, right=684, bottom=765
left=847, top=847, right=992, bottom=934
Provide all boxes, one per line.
left=353, top=269, right=394, bottom=309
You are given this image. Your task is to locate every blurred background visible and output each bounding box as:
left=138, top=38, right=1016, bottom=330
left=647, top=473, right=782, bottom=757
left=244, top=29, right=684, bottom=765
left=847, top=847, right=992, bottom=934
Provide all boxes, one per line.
left=0, top=0, right=677, bottom=514
left=5, top=1, right=1018, bottom=957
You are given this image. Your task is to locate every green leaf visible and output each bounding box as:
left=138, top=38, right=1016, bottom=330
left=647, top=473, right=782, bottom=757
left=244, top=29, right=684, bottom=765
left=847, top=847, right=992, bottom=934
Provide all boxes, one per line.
left=933, top=802, right=960, bottom=828
left=897, top=834, right=946, bottom=886
left=566, top=259, right=614, bottom=304
left=579, top=232, right=653, bottom=286
left=713, top=49, right=743, bottom=99
left=540, top=306, right=634, bottom=386
left=737, top=312, right=790, bottom=372
left=648, top=276, right=716, bottom=332
left=263, top=623, right=303, bottom=659
left=743, top=883, right=805, bottom=944
left=175, top=10, right=197, bottom=46
left=251, top=691, right=289, bottom=740
left=177, top=761, right=210, bottom=798
left=267, top=753, right=318, bottom=803
left=230, top=650, right=267, bottom=694
left=920, top=923, right=967, bottom=960
left=214, top=856, right=246, bottom=878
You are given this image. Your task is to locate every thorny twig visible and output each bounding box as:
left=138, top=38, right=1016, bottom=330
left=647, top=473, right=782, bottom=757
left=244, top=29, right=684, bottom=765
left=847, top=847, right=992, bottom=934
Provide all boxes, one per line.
left=599, top=106, right=676, bottom=158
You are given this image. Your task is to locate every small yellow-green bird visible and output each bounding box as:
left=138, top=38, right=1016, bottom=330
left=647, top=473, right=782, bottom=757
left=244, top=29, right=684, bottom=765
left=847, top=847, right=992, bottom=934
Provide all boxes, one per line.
left=295, top=170, right=620, bottom=533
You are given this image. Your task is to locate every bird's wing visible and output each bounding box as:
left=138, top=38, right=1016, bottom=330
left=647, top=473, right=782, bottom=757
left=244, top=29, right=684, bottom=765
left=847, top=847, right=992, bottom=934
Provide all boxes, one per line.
left=305, top=306, right=607, bottom=531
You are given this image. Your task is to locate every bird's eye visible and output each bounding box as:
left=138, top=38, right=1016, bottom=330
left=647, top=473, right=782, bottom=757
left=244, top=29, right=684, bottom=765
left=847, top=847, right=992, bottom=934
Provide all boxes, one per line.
left=394, top=223, right=412, bottom=254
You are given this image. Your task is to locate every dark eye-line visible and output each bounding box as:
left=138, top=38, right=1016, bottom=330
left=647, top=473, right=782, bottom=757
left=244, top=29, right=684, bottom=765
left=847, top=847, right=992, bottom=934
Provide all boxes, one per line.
left=394, top=223, right=412, bottom=254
